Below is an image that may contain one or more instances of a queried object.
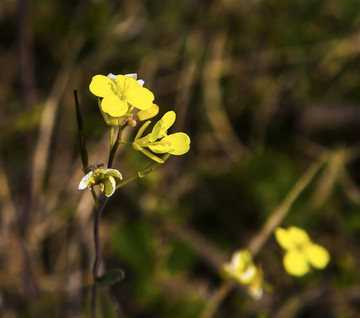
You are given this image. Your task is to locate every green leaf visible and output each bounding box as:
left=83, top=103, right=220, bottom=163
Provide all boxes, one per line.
left=95, top=269, right=125, bottom=287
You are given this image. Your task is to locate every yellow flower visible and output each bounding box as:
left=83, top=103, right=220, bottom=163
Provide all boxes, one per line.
left=275, top=226, right=330, bottom=277
left=78, top=168, right=122, bottom=197
left=89, top=73, right=155, bottom=126
left=223, top=249, right=264, bottom=299
left=132, top=111, right=191, bottom=163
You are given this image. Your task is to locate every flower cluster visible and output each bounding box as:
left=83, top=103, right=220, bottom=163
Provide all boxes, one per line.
left=78, top=72, right=191, bottom=197
left=275, top=226, right=330, bottom=277
left=223, top=249, right=265, bottom=299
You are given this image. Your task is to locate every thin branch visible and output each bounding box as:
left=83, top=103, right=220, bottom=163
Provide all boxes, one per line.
left=200, top=154, right=328, bottom=318
left=91, top=196, right=110, bottom=318
left=248, top=153, right=328, bottom=255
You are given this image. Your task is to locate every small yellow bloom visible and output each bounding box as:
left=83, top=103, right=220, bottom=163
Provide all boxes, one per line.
left=275, top=226, right=330, bottom=277
left=78, top=168, right=122, bottom=197
left=223, top=249, right=264, bottom=299
left=89, top=73, right=155, bottom=126
left=132, top=111, right=191, bottom=163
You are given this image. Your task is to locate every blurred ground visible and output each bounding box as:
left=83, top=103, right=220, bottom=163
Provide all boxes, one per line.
left=1, top=0, right=360, bottom=317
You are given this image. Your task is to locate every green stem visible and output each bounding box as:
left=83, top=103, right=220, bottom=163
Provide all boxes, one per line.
left=248, top=153, right=328, bottom=255
left=107, top=125, right=123, bottom=168
left=91, top=188, right=100, bottom=209
left=109, top=126, right=115, bottom=151
left=91, top=196, right=110, bottom=318
left=118, top=141, right=132, bottom=145
left=116, top=154, right=170, bottom=190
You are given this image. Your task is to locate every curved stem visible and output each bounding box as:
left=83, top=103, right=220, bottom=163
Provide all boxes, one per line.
left=91, top=196, right=110, bottom=318
left=92, top=197, right=109, bottom=279
left=91, top=188, right=100, bottom=209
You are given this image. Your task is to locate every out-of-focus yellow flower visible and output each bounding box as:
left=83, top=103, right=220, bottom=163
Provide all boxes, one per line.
left=89, top=73, right=155, bottom=126
left=132, top=111, right=191, bottom=163
left=223, top=249, right=264, bottom=299
left=275, top=226, right=330, bottom=277
left=78, top=168, right=122, bottom=197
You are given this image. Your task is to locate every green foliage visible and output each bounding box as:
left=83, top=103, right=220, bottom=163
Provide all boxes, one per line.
left=165, top=239, right=196, bottom=274
left=111, top=222, right=155, bottom=275
left=244, top=152, right=299, bottom=211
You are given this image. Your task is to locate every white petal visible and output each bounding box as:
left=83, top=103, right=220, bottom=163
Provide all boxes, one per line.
left=125, top=73, right=137, bottom=79
left=137, top=79, right=145, bottom=87
left=107, top=73, right=117, bottom=81
left=78, top=171, right=93, bottom=190
left=239, top=266, right=257, bottom=283
left=104, top=168, right=123, bottom=180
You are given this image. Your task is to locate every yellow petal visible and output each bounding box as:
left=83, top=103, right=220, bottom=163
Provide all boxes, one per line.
left=288, top=226, right=311, bottom=247
left=165, top=133, right=191, bottom=155
left=117, top=76, right=154, bottom=110
left=148, top=133, right=190, bottom=155
left=89, top=75, right=116, bottom=97
left=235, top=250, right=254, bottom=271
left=150, top=119, right=163, bottom=142
left=275, top=227, right=296, bottom=250
left=148, top=138, right=174, bottom=154
left=303, top=243, right=330, bottom=269
left=160, top=111, right=176, bottom=134
left=126, top=87, right=154, bottom=110
left=283, top=250, right=310, bottom=276
left=101, top=95, right=128, bottom=117
left=103, top=176, right=116, bottom=197
left=137, top=104, right=159, bottom=121
left=96, top=98, right=122, bottom=125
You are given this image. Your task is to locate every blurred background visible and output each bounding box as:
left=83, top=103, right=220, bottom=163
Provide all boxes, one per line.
left=1, top=0, right=360, bottom=317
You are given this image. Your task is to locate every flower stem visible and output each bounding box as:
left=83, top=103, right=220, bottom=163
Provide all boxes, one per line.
left=107, top=125, right=123, bottom=168
left=92, top=197, right=109, bottom=280
left=91, top=188, right=100, bottom=209
left=91, top=196, right=110, bottom=318
left=110, top=126, right=115, bottom=151
left=115, top=154, right=170, bottom=190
